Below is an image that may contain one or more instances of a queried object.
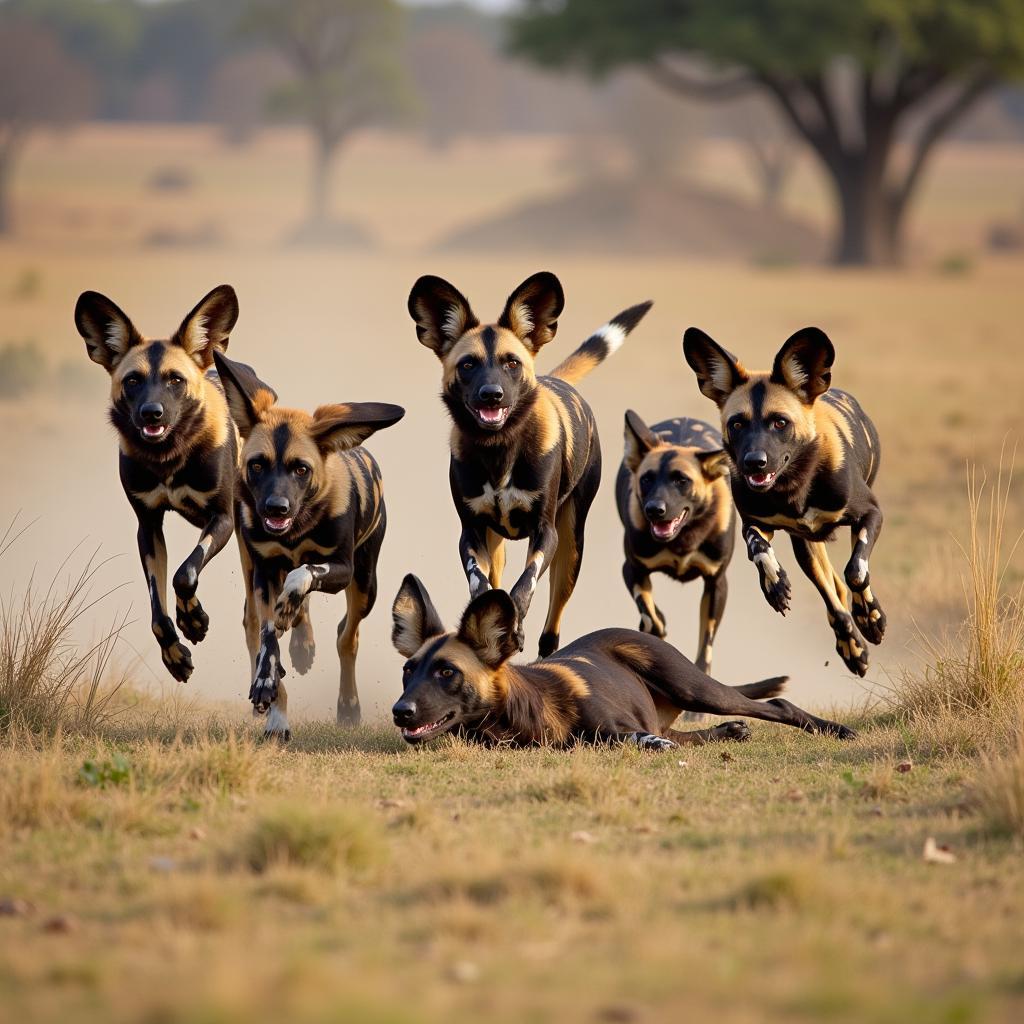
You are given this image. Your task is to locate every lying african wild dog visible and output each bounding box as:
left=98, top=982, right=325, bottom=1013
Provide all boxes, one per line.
left=408, top=270, right=652, bottom=656
left=616, top=411, right=734, bottom=674
left=214, top=351, right=404, bottom=737
left=683, top=326, right=885, bottom=677
left=75, top=285, right=248, bottom=683
left=390, top=575, right=855, bottom=747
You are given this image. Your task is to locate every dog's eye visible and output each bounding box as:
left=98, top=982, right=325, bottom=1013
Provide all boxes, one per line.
left=672, top=473, right=690, bottom=490
left=123, top=375, right=142, bottom=390
left=640, top=471, right=655, bottom=488
left=293, top=463, right=310, bottom=478
left=771, top=417, right=788, bottom=431
left=460, top=359, right=476, bottom=373
left=505, top=358, right=520, bottom=370
left=729, top=418, right=745, bottom=434
left=438, top=667, right=454, bottom=680
left=167, top=374, right=185, bottom=387
left=249, top=461, right=263, bottom=476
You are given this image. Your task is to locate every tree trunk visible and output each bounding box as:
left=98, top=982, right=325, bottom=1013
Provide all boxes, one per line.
left=308, top=136, right=336, bottom=228
left=832, top=164, right=902, bottom=266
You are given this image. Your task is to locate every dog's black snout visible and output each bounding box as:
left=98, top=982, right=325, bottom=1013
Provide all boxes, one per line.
left=743, top=450, right=769, bottom=471
left=477, top=384, right=504, bottom=406
left=140, top=402, right=164, bottom=423
left=265, top=496, right=291, bottom=516
left=644, top=500, right=667, bottom=521
left=392, top=699, right=417, bottom=726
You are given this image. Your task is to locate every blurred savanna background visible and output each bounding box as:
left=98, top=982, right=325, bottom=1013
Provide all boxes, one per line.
left=1, top=2, right=1024, bottom=1023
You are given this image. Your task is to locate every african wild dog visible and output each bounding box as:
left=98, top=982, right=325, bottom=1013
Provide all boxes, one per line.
left=616, top=411, right=734, bottom=674
left=683, top=327, right=885, bottom=676
left=214, top=351, right=404, bottom=737
left=408, top=271, right=651, bottom=656
left=75, top=285, right=249, bottom=683
left=390, top=575, right=855, bottom=747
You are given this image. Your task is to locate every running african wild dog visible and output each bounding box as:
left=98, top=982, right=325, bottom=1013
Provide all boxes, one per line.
left=214, top=351, right=404, bottom=737
left=616, top=411, right=734, bottom=674
left=408, top=271, right=652, bottom=656
left=75, top=285, right=248, bottom=683
left=683, top=326, right=885, bottom=677
left=390, top=575, right=855, bottom=747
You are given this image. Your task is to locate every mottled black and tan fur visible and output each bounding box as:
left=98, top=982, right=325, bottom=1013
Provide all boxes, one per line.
left=75, top=285, right=248, bottom=683
left=683, top=327, right=885, bottom=676
left=616, top=412, right=734, bottom=673
left=215, top=351, right=404, bottom=737
left=390, top=575, right=855, bottom=748
left=408, top=270, right=651, bottom=656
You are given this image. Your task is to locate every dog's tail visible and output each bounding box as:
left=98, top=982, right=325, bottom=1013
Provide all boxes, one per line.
left=549, top=300, right=652, bottom=385
left=732, top=676, right=788, bottom=700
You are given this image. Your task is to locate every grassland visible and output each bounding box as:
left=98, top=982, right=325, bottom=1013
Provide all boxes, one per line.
left=1, top=124, right=1023, bottom=1023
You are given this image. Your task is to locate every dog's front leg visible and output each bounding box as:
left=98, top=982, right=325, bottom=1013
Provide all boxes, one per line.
left=743, top=522, right=791, bottom=614
left=622, top=560, right=666, bottom=637
left=172, top=510, right=233, bottom=645
left=845, top=503, right=886, bottom=644
left=250, top=563, right=286, bottom=728
left=273, top=560, right=352, bottom=633
left=135, top=508, right=193, bottom=683
left=458, top=525, right=493, bottom=598
left=508, top=520, right=559, bottom=651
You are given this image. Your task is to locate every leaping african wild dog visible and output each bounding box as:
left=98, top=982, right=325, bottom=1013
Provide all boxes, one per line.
left=75, top=285, right=252, bottom=683
left=214, top=351, right=404, bottom=737
left=683, top=327, right=885, bottom=677
left=616, top=411, right=734, bottom=674
left=407, top=271, right=652, bottom=656
left=390, top=575, right=855, bottom=747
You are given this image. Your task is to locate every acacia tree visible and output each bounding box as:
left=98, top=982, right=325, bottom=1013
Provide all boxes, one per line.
left=509, top=0, right=1024, bottom=265
left=243, top=0, right=411, bottom=234
left=0, top=16, right=95, bottom=235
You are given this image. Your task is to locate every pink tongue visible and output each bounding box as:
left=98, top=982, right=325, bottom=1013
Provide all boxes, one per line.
left=266, top=516, right=291, bottom=531
left=478, top=407, right=503, bottom=422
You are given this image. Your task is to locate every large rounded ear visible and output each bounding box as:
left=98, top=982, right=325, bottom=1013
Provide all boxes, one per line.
left=212, top=350, right=277, bottom=438
left=696, top=448, right=732, bottom=480
left=408, top=275, right=479, bottom=357
left=623, top=409, right=660, bottom=472
left=498, top=271, right=564, bottom=353
left=682, top=328, right=748, bottom=408
left=74, top=291, right=143, bottom=371
left=771, top=327, right=834, bottom=404
left=392, top=574, right=445, bottom=658
left=310, top=402, right=405, bottom=454
left=174, top=284, right=239, bottom=369
left=457, top=589, right=519, bottom=670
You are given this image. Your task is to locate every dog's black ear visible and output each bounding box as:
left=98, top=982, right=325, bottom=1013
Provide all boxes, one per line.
left=696, top=448, right=732, bottom=480
left=174, top=285, right=239, bottom=369
left=392, top=575, right=445, bottom=658
left=623, top=409, right=660, bottom=472
left=310, top=402, right=405, bottom=454
left=682, top=328, right=748, bottom=408
left=408, top=275, right=479, bottom=357
left=771, top=327, right=834, bottom=404
left=74, top=291, right=143, bottom=371
left=457, top=589, right=519, bottom=670
left=498, top=271, right=564, bottom=353
left=213, top=350, right=277, bottom=438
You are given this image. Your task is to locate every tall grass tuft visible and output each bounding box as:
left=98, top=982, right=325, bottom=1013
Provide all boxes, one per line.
left=0, top=520, right=129, bottom=735
left=893, top=459, right=1024, bottom=733
left=974, top=721, right=1024, bottom=839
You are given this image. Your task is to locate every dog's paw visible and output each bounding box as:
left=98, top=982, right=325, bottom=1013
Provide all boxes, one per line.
left=633, top=732, right=677, bottom=751
left=512, top=619, right=526, bottom=653
left=273, top=594, right=303, bottom=633
left=852, top=588, right=886, bottom=645
left=824, top=720, right=857, bottom=740
left=175, top=593, right=209, bottom=644
left=759, top=564, right=791, bottom=615
left=835, top=632, right=869, bottom=677
left=161, top=640, right=194, bottom=683
left=289, top=621, right=316, bottom=675
left=336, top=698, right=361, bottom=728
left=538, top=631, right=559, bottom=658
left=714, top=720, right=752, bottom=743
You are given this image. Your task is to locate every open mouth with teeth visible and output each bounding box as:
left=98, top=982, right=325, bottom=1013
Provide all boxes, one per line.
left=400, top=710, right=456, bottom=742
left=263, top=515, right=294, bottom=534
left=472, top=405, right=509, bottom=429
left=649, top=508, right=689, bottom=542
left=140, top=424, right=169, bottom=441
left=745, top=470, right=778, bottom=491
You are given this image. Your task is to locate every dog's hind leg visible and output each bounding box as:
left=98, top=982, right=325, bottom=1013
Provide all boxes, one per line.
left=486, top=529, right=505, bottom=589
left=790, top=537, right=869, bottom=677
left=289, top=598, right=316, bottom=675
left=666, top=721, right=751, bottom=745
left=173, top=510, right=233, bottom=645
left=238, top=534, right=259, bottom=676
left=136, top=507, right=193, bottom=683
left=623, top=560, right=666, bottom=638
left=695, top=570, right=727, bottom=675
left=335, top=518, right=383, bottom=727
left=845, top=504, right=886, bottom=645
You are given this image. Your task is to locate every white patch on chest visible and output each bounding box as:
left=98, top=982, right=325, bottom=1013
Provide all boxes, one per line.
left=464, top=478, right=540, bottom=533
left=759, top=507, right=844, bottom=535
left=133, top=482, right=218, bottom=513
left=638, top=548, right=720, bottom=578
